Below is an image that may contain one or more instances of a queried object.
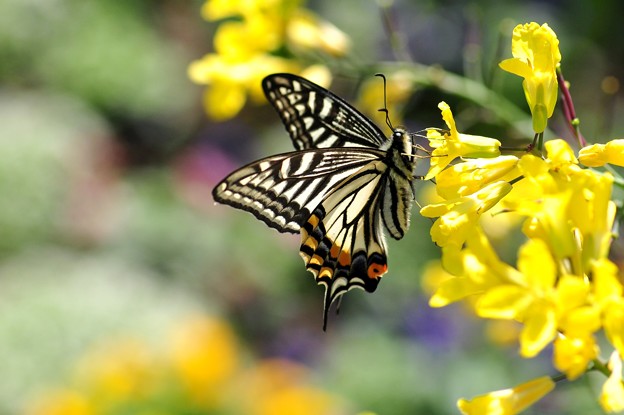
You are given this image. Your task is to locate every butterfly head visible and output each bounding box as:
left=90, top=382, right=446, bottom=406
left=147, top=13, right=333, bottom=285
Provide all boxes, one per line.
left=389, top=127, right=418, bottom=170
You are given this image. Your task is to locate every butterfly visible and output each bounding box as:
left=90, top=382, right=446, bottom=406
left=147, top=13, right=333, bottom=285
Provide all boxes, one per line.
left=212, top=73, right=419, bottom=329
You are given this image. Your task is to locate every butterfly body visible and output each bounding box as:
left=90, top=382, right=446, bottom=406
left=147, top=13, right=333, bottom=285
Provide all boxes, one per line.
left=213, top=74, right=418, bottom=328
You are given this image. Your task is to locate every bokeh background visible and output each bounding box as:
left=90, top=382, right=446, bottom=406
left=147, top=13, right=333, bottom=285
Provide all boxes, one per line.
left=1, top=0, right=624, bottom=414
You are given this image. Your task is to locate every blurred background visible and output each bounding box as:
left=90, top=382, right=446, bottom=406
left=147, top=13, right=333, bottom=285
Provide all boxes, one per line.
left=1, top=0, right=623, bottom=414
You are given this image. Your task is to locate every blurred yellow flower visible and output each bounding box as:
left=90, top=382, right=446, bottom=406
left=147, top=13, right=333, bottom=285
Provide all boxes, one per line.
left=499, top=23, right=561, bottom=133
left=24, top=389, right=95, bottom=415
left=240, top=359, right=347, bottom=415
left=288, top=9, right=351, bottom=56
left=189, top=54, right=300, bottom=120
left=169, top=315, right=240, bottom=407
left=22, top=315, right=352, bottom=414
left=457, top=376, right=555, bottom=415
left=190, top=0, right=350, bottom=120
left=426, top=102, right=501, bottom=180
left=600, top=352, right=624, bottom=413
left=602, top=296, right=624, bottom=358
left=485, top=320, right=522, bottom=347
left=74, top=338, right=157, bottom=403
left=578, top=139, right=624, bottom=167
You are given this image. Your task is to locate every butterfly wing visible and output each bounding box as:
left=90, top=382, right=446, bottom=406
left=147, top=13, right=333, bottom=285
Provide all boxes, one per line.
left=299, top=159, right=410, bottom=329
left=212, top=148, right=386, bottom=233
left=262, top=73, right=387, bottom=150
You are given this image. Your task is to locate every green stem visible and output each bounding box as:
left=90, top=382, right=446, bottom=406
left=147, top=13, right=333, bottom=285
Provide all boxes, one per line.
left=551, top=373, right=567, bottom=383
left=590, top=358, right=612, bottom=378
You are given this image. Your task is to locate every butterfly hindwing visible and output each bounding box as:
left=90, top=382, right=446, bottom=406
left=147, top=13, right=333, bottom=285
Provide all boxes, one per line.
left=299, top=160, right=393, bottom=328
left=212, top=148, right=386, bottom=233
left=262, top=73, right=387, bottom=150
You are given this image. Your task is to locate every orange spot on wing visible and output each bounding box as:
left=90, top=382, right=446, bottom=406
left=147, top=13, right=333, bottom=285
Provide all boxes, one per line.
left=338, top=250, right=351, bottom=267
left=367, top=262, right=387, bottom=279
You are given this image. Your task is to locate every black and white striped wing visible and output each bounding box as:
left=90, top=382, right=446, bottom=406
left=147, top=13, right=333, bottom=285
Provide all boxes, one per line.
left=299, top=159, right=397, bottom=328
left=262, top=73, right=387, bottom=150
left=212, top=148, right=386, bottom=233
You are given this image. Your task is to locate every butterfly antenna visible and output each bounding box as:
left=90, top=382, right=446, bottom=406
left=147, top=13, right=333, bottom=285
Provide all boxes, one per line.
left=375, top=73, right=394, bottom=131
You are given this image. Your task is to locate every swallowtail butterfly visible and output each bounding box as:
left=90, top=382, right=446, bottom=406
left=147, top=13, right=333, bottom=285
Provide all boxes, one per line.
left=213, top=73, right=418, bottom=329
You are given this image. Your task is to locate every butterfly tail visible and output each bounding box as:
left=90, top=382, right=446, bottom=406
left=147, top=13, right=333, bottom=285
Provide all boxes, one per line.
left=301, top=206, right=386, bottom=329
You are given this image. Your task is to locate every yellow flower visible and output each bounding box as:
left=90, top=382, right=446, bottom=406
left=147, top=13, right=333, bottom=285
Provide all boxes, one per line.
left=288, top=9, right=351, bottom=56
left=569, top=171, right=615, bottom=265
left=457, top=376, right=555, bottom=415
left=200, top=0, right=268, bottom=21
left=514, top=154, right=578, bottom=260
left=499, top=23, right=561, bottom=133
left=427, top=247, right=484, bottom=307
left=213, top=19, right=281, bottom=59
left=24, top=389, right=95, bottom=415
left=420, top=180, right=511, bottom=247
left=426, top=102, right=501, bottom=180
left=190, top=0, right=344, bottom=120
left=188, top=54, right=301, bottom=120
left=240, top=359, right=346, bottom=415
left=476, top=239, right=560, bottom=357
left=506, top=141, right=614, bottom=268
left=553, top=334, right=599, bottom=380
left=578, top=139, right=624, bottom=167
left=74, top=338, right=156, bottom=402
left=604, top=299, right=624, bottom=358
left=429, top=230, right=522, bottom=307
left=543, top=139, right=581, bottom=175
left=169, top=316, right=240, bottom=407
left=435, top=156, right=519, bottom=199
left=600, top=352, right=624, bottom=413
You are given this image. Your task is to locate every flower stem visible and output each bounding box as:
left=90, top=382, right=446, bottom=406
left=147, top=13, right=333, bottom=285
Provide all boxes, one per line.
left=590, top=358, right=612, bottom=378
left=551, top=373, right=567, bottom=383
left=557, top=67, right=587, bottom=147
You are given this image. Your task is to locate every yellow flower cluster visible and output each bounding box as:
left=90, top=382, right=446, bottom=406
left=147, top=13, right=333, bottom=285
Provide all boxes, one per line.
left=422, top=23, right=624, bottom=414
left=23, top=316, right=349, bottom=415
left=189, top=0, right=350, bottom=120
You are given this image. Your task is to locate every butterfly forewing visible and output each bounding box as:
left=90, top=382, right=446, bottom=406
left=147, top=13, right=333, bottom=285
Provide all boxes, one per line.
left=212, top=148, right=385, bottom=233
left=262, top=73, right=387, bottom=150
